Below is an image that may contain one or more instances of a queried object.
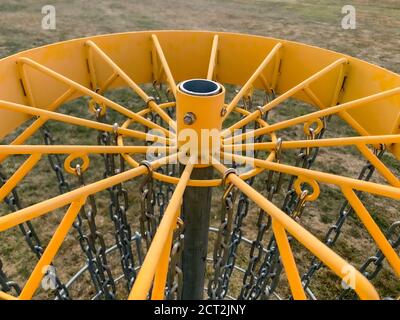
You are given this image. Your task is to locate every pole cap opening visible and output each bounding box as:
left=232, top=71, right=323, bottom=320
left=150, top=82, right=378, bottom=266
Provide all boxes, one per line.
left=179, top=79, right=221, bottom=96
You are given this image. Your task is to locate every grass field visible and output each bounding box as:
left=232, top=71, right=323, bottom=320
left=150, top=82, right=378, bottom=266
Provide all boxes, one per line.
left=0, top=0, right=399, bottom=300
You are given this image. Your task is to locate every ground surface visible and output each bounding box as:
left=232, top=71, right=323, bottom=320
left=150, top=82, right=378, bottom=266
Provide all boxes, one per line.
left=0, top=0, right=399, bottom=300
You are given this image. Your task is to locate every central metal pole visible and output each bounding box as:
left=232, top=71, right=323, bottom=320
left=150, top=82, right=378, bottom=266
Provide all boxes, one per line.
left=176, top=79, right=225, bottom=300
left=181, top=166, right=213, bottom=299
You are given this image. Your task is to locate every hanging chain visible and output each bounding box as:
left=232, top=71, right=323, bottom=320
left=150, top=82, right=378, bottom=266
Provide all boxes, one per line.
left=301, top=147, right=386, bottom=295
left=337, top=220, right=400, bottom=300
left=208, top=182, right=236, bottom=299
left=239, top=118, right=327, bottom=300
left=0, top=256, right=21, bottom=296
left=107, top=131, right=137, bottom=290
left=73, top=163, right=116, bottom=300
left=0, top=165, right=70, bottom=299
left=0, top=168, right=43, bottom=259
left=208, top=95, right=263, bottom=299
left=166, top=217, right=184, bottom=300
left=240, top=139, right=282, bottom=300
left=42, top=125, right=70, bottom=194
left=282, top=118, right=327, bottom=214
left=91, top=99, right=143, bottom=295
left=139, top=168, right=158, bottom=250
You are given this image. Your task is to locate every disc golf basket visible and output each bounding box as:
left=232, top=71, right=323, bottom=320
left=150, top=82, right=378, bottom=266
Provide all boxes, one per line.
left=0, top=31, right=399, bottom=300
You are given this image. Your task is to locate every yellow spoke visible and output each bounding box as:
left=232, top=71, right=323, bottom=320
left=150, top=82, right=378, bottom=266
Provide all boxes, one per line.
left=272, top=219, right=306, bottom=300
left=222, top=42, right=282, bottom=120
left=0, top=145, right=173, bottom=155
left=86, top=40, right=177, bottom=131
left=151, top=34, right=177, bottom=98
left=129, top=159, right=194, bottom=300
left=212, top=158, right=379, bottom=300
left=0, top=153, right=41, bottom=202
left=342, top=187, right=400, bottom=277
left=0, top=152, right=178, bottom=232
left=223, top=134, right=400, bottom=151
left=222, top=58, right=347, bottom=136
left=17, top=57, right=172, bottom=138
left=224, top=86, right=400, bottom=144
left=0, top=99, right=170, bottom=145
left=221, top=152, right=400, bottom=199
left=19, top=198, right=86, bottom=300
left=207, top=35, right=219, bottom=80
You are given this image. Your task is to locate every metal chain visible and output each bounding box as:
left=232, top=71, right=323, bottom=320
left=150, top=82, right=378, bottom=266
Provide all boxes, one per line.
left=301, top=147, right=386, bottom=295
left=239, top=139, right=282, bottom=300
left=139, top=170, right=158, bottom=250
left=106, top=131, right=138, bottom=290
left=337, top=220, right=400, bottom=300
left=209, top=96, right=263, bottom=299
left=208, top=183, right=237, bottom=299
left=166, top=218, right=184, bottom=300
left=92, top=99, right=144, bottom=295
left=73, top=163, right=116, bottom=300
left=0, top=165, right=70, bottom=299
left=0, top=256, right=21, bottom=296
left=42, top=125, right=70, bottom=194
left=239, top=118, right=327, bottom=300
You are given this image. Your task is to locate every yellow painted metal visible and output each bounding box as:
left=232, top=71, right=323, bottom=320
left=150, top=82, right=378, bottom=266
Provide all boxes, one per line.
left=212, top=158, right=379, bottom=300
left=222, top=42, right=282, bottom=119
left=271, top=219, right=306, bottom=300
left=85, top=40, right=176, bottom=131
left=224, top=86, right=400, bottom=145
left=0, top=153, right=178, bottom=232
left=152, top=34, right=178, bottom=98
left=223, top=134, right=400, bottom=151
left=128, top=160, right=194, bottom=300
left=151, top=214, right=175, bottom=300
left=223, top=134, right=400, bottom=187
left=0, top=291, right=18, bottom=300
left=19, top=199, right=86, bottom=300
left=0, top=153, right=41, bottom=202
left=120, top=103, right=272, bottom=186
left=0, top=99, right=170, bottom=145
left=207, top=35, right=219, bottom=81
left=0, top=31, right=399, bottom=155
left=0, top=30, right=399, bottom=300
left=223, top=152, right=400, bottom=200
left=221, top=152, right=400, bottom=277
left=341, top=187, right=400, bottom=277
left=176, top=82, right=225, bottom=165
left=17, top=57, right=172, bottom=138
left=0, top=145, right=171, bottom=155
left=221, top=57, right=347, bottom=135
